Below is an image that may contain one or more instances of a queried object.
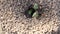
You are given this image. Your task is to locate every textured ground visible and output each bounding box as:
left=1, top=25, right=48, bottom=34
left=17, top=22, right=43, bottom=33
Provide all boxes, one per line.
left=0, top=0, right=60, bottom=34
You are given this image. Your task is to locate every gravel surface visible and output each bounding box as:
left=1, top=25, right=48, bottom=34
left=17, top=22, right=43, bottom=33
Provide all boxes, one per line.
left=0, top=0, right=60, bottom=34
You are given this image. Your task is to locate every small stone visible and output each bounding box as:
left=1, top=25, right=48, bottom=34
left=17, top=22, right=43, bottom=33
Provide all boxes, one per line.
left=1, top=17, right=3, bottom=19
left=40, top=22, right=43, bottom=23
